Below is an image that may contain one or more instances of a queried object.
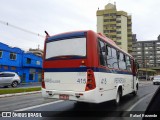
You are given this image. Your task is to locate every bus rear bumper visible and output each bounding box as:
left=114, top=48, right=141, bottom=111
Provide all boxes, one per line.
left=42, top=88, right=98, bottom=103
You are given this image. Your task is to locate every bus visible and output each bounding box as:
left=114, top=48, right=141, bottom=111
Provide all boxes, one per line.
left=42, top=30, right=139, bottom=104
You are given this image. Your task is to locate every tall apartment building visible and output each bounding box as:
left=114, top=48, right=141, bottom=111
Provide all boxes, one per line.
left=97, top=3, right=132, bottom=53
left=132, top=35, right=160, bottom=74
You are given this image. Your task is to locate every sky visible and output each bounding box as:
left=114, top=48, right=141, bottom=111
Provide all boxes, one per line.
left=0, top=0, right=160, bottom=51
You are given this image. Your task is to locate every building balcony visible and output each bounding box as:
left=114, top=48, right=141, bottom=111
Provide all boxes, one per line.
left=108, top=32, right=117, bottom=36
left=104, top=21, right=116, bottom=24
left=127, top=26, right=132, bottom=29
left=128, top=37, right=132, bottom=40
left=127, top=21, right=132, bottom=24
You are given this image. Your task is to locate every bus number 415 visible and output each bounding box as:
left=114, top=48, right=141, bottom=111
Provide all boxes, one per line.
left=77, top=79, right=86, bottom=84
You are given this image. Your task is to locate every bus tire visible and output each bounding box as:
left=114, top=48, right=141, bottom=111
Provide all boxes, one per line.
left=132, top=84, right=138, bottom=96
left=115, top=89, right=121, bottom=105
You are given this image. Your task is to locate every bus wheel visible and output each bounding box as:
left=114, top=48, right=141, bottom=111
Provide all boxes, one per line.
left=132, top=84, right=138, bottom=96
left=115, top=90, right=121, bottom=105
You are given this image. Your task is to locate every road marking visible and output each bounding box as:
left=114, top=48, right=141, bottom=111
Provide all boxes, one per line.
left=126, top=92, right=154, bottom=111
left=14, top=100, right=64, bottom=111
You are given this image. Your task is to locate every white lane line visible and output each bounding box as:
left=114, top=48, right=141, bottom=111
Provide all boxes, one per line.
left=126, top=92, right=154, bottom=111
left=14, top=100, right=64, bottom=111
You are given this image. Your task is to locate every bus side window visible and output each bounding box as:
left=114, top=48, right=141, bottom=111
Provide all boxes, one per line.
left=98, top=40, right=106, bottom=66
left=111, top=48, right=119, bottom=69
left=119, top=52, right=127, bottom=70
left=126, top=56, right=131, bottom=72
left=106, top=46, right=112, bottom=68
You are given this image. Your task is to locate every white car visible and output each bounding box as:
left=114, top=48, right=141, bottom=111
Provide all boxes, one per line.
left=0, top=72, right=21, bottom=87
left=153, top=75, right=160, bottom=85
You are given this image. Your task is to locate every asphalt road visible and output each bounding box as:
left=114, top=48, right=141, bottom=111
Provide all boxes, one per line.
left=0, top=83, right=159, bottom=120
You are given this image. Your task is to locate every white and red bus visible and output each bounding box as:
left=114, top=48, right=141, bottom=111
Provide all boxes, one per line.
left=42, top=30, right=139, bottom=104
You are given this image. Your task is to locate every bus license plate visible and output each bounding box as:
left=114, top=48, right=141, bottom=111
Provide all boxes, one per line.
left=59, top=94, right=69, bottom=100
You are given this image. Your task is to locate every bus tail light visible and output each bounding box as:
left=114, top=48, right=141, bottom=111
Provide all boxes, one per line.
left=42, top=70, right=46, bottom=89
left=85, top=69, right=96, bottom=91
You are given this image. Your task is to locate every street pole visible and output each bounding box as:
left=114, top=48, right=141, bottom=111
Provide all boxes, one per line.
left=146, top=65, right=147, bottom=81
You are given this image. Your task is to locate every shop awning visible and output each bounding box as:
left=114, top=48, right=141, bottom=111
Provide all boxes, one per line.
left=138, top=68, right=156, bottom=73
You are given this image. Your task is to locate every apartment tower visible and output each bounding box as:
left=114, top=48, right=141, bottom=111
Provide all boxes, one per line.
left=97, top=3, right=132, bottom=53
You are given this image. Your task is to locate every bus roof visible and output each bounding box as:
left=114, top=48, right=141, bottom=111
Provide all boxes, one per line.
left=46, top=30, right=133, bottom=58
left=47, top=31, right=87, bottom=42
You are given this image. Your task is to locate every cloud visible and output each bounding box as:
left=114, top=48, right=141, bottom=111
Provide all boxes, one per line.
left=0, top=0, right=160, bottom=51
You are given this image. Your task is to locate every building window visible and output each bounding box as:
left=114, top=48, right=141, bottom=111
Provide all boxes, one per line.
left=137, top=56, right=142, bottom=59
left=0, top=51, right=3, bottom=58
left=137, top=43, right=142, bottom=46
left=117, top=37, right=121, bottom=40
left=11, top=67, right=16, bottom=70
left=104, top=14, right=109, bottom=17
left=3, top=66, right=8, bottom=70
left=110, top=13, right=116, bottom=16
left=29, top=74, right=35, bottom=80
left=116, top=20, right=121, bottom=23
left=10, top=52, right=16, bottom=60
left=110, top=19, right=116, bottom=22
left=36, top=61, right=40, bottom=65
left=117, top=26, right=121, bottom=29
left=26, top=58, right=31, bottom=64
left=29, top=69, right=35, bottom=80
left=117, top=31, right=121, bottom=34
left=117, top=42, right=121, bottom=45
left=157, top=51, right=160, bottom=54
left=145, top=51, right=149, bottom=54
left=117, top=15, right=121, bottom=18
left=104, top=19, right=110, bottom=22
left=137, top=52, right=141, bottom=54
left=157, top=47, right=160, bottom=50
left=137, top=48, right=141, bottom=50
left=110, top=30, right=116, bottom=33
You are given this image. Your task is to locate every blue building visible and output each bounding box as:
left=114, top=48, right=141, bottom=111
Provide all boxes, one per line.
left=0, top=42, right=42, bottom=83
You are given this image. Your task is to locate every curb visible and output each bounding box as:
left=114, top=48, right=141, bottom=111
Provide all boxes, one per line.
left=139, top=81, right=152, bottom=87
left=0, top=91, right=41, bottom=98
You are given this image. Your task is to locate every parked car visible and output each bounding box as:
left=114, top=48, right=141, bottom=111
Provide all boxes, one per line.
left=0, top=72, right=21, bottom=87
left=153, top=75, right=160, bottom=85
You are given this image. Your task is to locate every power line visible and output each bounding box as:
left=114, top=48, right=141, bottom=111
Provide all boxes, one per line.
left=0, top=20, right=45, bottom=38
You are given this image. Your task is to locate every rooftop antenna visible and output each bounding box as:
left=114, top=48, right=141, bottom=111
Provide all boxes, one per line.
left=44, top=31, right=50, bottom=37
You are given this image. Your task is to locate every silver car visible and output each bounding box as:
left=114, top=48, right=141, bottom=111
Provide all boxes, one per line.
left=0, top=72, right=21, bottom=87
left=153, top=75, right=160, bottom=85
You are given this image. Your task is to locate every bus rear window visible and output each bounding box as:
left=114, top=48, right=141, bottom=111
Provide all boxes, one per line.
left=45, top=37, right=86, bottom=60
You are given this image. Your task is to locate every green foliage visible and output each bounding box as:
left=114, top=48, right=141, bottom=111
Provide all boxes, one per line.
left=0, top=87, right=41, bottom=95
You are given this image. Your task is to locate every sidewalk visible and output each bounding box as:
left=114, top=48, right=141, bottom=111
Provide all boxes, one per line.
left=20, top=82, right=41, bottom=88
left=139, top=80, right=152, bottom=86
